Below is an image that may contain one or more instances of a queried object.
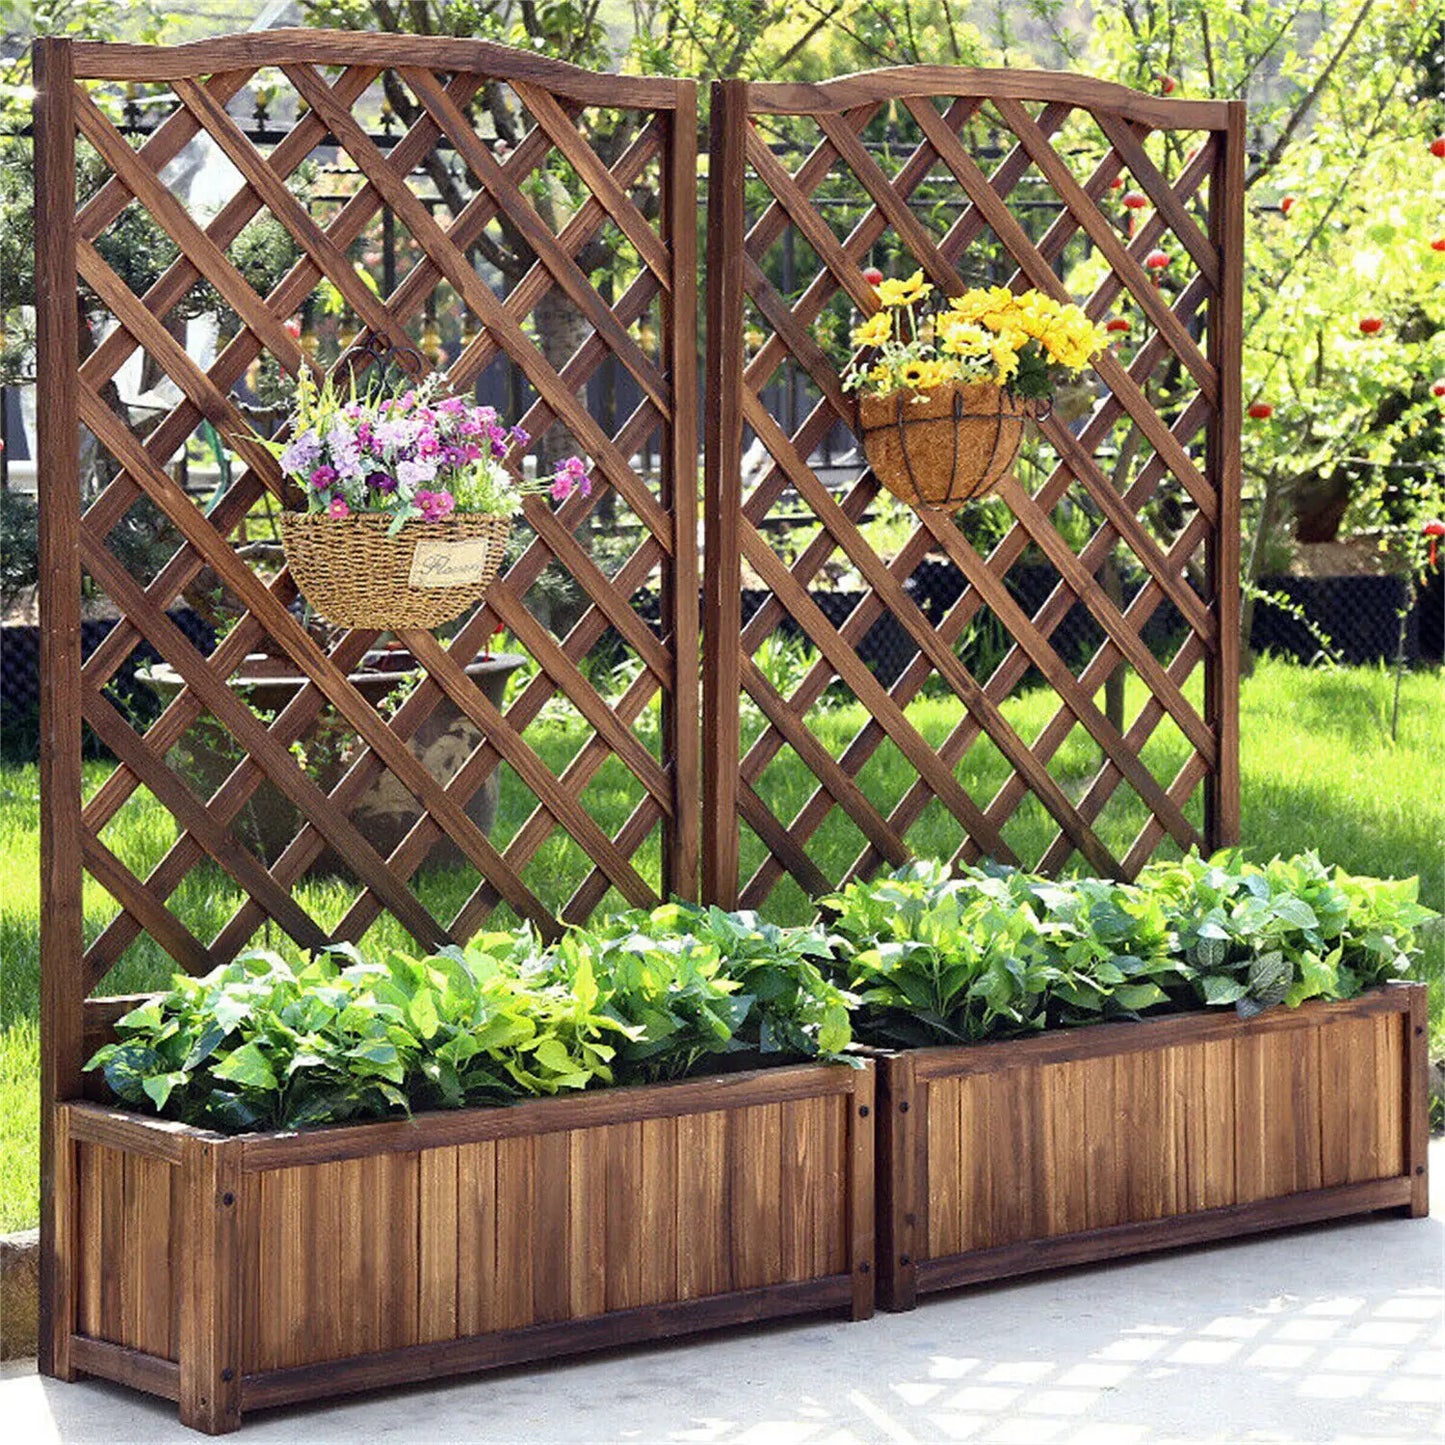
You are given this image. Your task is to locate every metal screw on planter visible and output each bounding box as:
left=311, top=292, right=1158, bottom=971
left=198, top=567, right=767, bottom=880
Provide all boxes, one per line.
left=276, top=332, right=515, bottom=632
left=857, top=381, right=1044, bottom=513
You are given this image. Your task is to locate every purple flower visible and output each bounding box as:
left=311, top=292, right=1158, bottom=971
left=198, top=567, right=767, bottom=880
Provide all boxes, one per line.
left=280, top=430, right=321, bottom=473
left=328, top=497, right=350, bottom=518
left=367, top=470, right=396, bottom=494
left=310, top=464, right=338, bottom=490
left=397, top=458, right=439, bottom=488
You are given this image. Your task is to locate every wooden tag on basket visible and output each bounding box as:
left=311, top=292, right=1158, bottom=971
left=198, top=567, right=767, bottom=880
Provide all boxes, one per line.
left=409, top=538, right=492, bottom=588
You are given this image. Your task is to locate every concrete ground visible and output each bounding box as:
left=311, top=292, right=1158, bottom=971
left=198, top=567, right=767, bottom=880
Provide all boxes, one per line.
left=3, top=1141, right=1441, bottom=1445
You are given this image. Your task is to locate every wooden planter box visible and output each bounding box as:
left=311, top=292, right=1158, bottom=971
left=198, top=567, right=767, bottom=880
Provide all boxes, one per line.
left=875, top=984, right=1428, bottom=1310
left=51, top=1060, right=875, bottom=1433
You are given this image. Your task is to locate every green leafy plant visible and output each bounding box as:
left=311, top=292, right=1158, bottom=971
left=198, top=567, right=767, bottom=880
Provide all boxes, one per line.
left=822, top=860, right=1185, bottom=1047
left=86, top=938, right=629, bottom=1132
left=1137, top=850, right=1435, bottom=1015
left=85, top=905, right=855, bottom=1131
left=825, top=853, right=1437, bottom=1046
left=544, top=902, right=853, bottom=1081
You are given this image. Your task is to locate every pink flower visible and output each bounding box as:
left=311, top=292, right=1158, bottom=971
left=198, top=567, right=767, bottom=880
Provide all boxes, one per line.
left=327, top=497, right=350, bottom=518
left=416, top=488, right=456, bottom=521
left=549, top=456, right=592, bottom=501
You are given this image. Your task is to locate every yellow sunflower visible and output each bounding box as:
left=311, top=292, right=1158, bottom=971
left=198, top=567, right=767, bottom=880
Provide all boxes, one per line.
left=850, top=311, right=893, bottom=348
left=877, top=268, right=933, bottom=309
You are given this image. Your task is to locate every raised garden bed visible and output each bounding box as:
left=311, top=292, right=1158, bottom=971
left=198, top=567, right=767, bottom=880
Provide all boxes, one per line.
left=874, top=983, right=1427, bottom=1311
left=52, top=1059, right=875, bottom=1433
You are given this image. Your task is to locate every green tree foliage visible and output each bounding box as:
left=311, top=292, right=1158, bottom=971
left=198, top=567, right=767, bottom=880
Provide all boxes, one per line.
left=1085, top=1, right=1445, bottom=632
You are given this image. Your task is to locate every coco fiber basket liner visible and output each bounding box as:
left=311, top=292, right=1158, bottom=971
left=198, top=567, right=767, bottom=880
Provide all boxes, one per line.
left=279, top=512, right=511, bottom=631
left=858, top=380, right=1032, bottom=511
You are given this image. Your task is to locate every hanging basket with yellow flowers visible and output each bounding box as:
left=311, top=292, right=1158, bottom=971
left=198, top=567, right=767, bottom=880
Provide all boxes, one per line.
left=838, top=270, right=1108, bottom=512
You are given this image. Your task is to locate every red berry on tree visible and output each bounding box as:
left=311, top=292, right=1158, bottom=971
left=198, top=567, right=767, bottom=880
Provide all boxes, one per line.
left=1122, top=191, right=1149, bottom=210
left=1145, top=249, right=1171, bottom=269
left=1432, top=379, right=1445, bottom=397
left=1431, top=137, right=1445, bottom=157
left=1105, top=317, right=1132, bottom=333
left=1280, top=196, right=1295, bottom=216
left=1431, top=236, right=1445, bottom=252
left=1248, top=402, right=1274, bottom=419
left=1358, top=317, right=1383, bottom=334
left=1424, top=519, right=1445, bottom=568
left=1158, top=74, right=1176, bottom=94
left=862, top=266, right=884, bottom=287
left=1110, top=176, right=1124, bottom=190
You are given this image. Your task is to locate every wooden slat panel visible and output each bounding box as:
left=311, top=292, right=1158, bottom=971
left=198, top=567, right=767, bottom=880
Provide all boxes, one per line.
left=780, top=1096, right=823, bottom=1284
left=1042, top=1059, right=1089, bottom=1237
left=926, top=1076, right=962, bottom=1258
left=675, top=1111, right=727, bottom=1300
left=531, top=1130, right=572, bottom=1325
left=418, top=1146, right=459, bottom=1345
left=1374, top=1014, right=1405, bottom=1179
left=1081, top=1055, right=1122, bottom=1231
left=568, top=1128, right=607, bottom=1321
left=1114, top=1048, right=1175, bottom=1223
left=604, top=1121, right=643, bottom=1314
left=1198, top=1037, right=1238, bottom=1209
left=1282, top=1023, right=1323, bottom=1196
left=821, top=1092, right=849, bottom=1277
left=98, top=1143, right=125, bottom=1343
left=335, top=1157, right=369, bottom=1358
left=494, top=1135, right=535, bottom=1330
left=727, top=1103, right=783, bottom=1290
left=1233, top=1030, right=1270, bottom=1204
left=77, top=1143, right=105, bottom=1339
left=986, top=1069, right=1032, bottom=1247
left=1342, top=1015, right=1384, bottom=1183
left=456, top=1140, right=498, bottom=1338
left=638, top=1116, right=678, bottom=1306
left=136, top=1156, right=174, bottom=1358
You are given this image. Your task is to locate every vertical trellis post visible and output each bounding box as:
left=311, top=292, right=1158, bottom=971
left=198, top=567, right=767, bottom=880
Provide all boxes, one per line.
left=34, top=34, right=84, bottom=1382
left=660, top=80, right=702, bottom=901
left=701, top=79, right=748, bottom=908
left=1204, top=100, right=1246, bottom=850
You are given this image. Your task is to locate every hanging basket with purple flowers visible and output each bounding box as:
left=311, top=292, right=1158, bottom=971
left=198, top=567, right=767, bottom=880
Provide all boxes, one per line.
left=258, top=372, right=591, bottom=631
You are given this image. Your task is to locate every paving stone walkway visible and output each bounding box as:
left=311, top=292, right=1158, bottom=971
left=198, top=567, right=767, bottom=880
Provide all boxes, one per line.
left=3, top=1140, right=1440, bottom=1444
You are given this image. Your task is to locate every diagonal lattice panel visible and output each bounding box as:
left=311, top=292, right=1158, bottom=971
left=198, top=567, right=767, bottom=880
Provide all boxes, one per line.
left=41, top=34, right=700, bottom=990
left=704, top=71, right=1243, bottom=911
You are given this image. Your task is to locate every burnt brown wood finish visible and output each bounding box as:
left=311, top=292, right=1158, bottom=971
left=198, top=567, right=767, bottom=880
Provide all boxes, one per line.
left=37, top=35, right=699, bottom=1018
left=874, top=986, right=1428, bottom=1311
left=54, top=1060, right=874, bottom=1430
left=702, top=72, right=1245, bottom=908
left=35, top=30, right=708, bottom=1420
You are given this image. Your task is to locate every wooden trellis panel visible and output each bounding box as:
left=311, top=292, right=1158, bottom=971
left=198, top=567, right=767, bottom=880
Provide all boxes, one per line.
left=703, top=71, right=1243, bottom=910
left=35, top=31, right=698, bottom=1288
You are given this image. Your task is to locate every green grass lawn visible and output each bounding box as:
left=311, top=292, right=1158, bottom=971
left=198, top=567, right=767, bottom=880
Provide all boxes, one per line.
left=1, top=656, right=1440, bottom=1231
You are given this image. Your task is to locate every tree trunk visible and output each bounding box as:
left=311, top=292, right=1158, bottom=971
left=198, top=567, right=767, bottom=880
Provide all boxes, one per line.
left=1239, top=469, right=1284, bottom=677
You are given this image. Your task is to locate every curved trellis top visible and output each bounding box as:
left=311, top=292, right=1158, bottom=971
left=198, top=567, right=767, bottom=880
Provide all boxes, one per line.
left=702, top=67, right=1242, bottom=908
left=34, top=32, right=700, bottom=1079
left=33, top=34, right=1241, bottom=1095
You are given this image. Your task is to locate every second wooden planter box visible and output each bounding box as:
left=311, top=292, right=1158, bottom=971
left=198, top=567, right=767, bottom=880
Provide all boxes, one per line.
left=875, top=984, right=1428, bottom=1310
left=52, top=1059, right=875, bottom=1433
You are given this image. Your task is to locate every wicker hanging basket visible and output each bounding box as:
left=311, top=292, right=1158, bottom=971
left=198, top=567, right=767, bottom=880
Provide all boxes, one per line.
left=858, top=380, right=1033, bottom=512
left=278, top=512, right=511, bottom=631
